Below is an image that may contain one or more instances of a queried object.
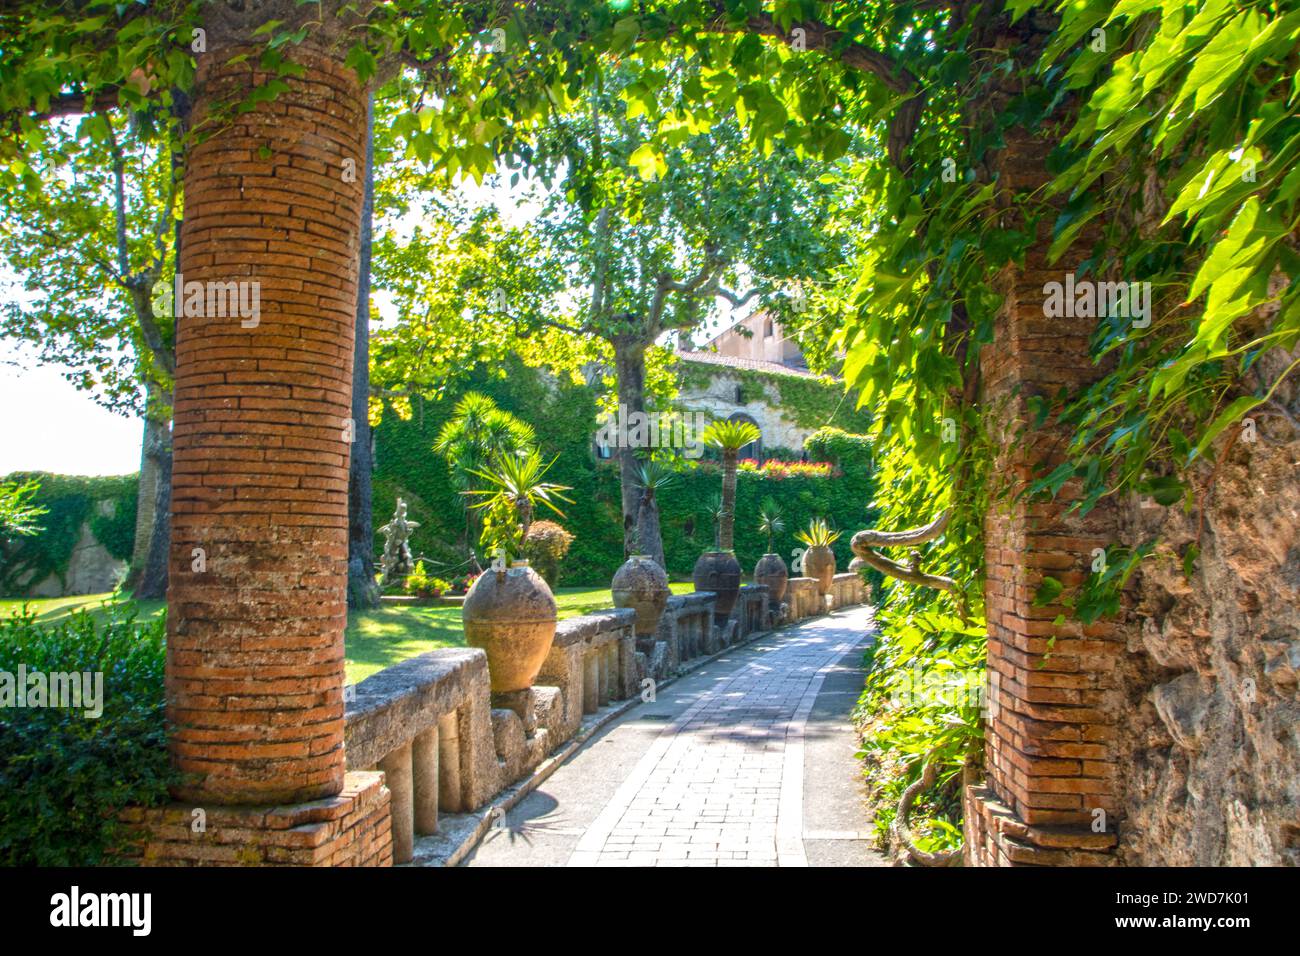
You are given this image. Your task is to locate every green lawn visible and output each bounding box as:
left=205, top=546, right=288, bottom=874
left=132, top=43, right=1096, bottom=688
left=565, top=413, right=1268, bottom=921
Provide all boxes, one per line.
left=1, top=582, right=696, bottom=684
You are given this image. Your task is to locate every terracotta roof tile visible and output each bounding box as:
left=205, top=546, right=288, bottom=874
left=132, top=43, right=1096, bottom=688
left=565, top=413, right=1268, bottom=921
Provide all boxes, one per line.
left=674, top=350, right=825, bottom=380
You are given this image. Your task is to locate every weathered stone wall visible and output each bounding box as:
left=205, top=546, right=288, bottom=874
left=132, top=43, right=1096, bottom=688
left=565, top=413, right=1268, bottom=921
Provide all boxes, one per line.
left=1115, top=406, right=1300, bottom=866
left=22, top=500, right=127, bottom=597
left=677, top=366, right=819, bottom=452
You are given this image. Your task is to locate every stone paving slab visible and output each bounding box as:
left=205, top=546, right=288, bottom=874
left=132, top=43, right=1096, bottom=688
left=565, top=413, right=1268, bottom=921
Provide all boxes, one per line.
left=462, top=606, right=886, bottom=868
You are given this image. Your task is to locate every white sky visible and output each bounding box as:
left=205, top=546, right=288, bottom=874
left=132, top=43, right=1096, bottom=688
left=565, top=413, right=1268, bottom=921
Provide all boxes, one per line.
left=0, top=339, right=144, bottom=476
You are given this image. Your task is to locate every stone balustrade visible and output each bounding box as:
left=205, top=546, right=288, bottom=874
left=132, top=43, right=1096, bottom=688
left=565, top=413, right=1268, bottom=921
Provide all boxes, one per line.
left=785, top=577, right=821, bottom=621
left=654, top=591, right=717, bottom=672
left=344, top=648, right=497, bottom=864
left=735, top=585, right=770, bottom=637
left=340, top=578, right=866, bottom=864
left=829, top=572, right=867, bottom=610
left=537, top=609, right=637, bottom=741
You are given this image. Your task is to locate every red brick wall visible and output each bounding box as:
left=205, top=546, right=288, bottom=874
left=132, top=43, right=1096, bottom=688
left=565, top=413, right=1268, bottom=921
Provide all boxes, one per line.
left=166, top=46, right=366, bottom=804
left=969, top=128, right=1122, bottom=863
left=119, top=772, right=391, bottom=866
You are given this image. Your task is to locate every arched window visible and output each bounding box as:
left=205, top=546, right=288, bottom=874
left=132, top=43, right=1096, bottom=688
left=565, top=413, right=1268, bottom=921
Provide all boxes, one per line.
left=728, top=412, right=762, bottom=461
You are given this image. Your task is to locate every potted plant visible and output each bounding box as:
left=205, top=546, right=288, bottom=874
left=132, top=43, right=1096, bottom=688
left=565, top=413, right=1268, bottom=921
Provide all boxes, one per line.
left=460, top=450, right=571, bottom=693
left=753, top=498, right=789, bottom=603
left=692, top=419, right=759, bottom=619
left=612, top=460, right=675, bottom=636
left=612, top=553, right=671, bottom=639
left=796, top=517, right=841, bottom=596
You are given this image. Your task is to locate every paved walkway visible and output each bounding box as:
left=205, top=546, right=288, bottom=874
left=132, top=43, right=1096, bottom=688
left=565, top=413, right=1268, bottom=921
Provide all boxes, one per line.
left=463, top=605, right=887, bottom=867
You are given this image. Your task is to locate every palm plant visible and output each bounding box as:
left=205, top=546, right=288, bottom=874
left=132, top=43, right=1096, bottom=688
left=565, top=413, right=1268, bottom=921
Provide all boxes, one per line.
left=757, top=498, right=785, bottom=554
left=634, top=458, right=678, bottom=568
left=434, top=392, right=536, bottom=550
left=700, top=419, right=761, bottom=551
left=465, top=449, right=573, bottom=559
left=0, top=478, right=46, bottom=543
left=795, top=516, right=842, bottom=549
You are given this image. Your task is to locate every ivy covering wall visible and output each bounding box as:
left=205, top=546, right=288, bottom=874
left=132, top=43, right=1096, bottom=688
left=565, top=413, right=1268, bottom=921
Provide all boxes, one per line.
left=0, top=472, right=137, bottom=596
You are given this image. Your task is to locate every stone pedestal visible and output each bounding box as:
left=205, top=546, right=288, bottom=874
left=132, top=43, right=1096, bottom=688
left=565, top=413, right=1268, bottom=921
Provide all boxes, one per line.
left=119, top=772, right=391, bottom=866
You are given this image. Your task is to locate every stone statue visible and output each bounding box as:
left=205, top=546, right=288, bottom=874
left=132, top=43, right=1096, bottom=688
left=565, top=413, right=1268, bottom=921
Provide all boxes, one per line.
left=379, top=498, right=419, bottom=587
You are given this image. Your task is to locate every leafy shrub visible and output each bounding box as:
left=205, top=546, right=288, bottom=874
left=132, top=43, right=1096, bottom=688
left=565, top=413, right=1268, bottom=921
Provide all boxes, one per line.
left=0, top=604, right=173, bottom=865
left=520, top=520, right=574, bottom=588
left=404, top=561, right=450, bottom=599
left=804, top=426, right=874, bottom=471
left=855, top=606, right=985, bottom=852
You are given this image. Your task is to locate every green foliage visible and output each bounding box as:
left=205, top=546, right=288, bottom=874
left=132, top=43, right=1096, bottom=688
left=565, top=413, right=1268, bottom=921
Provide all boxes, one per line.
left=0, top=472, right=137, bottom=596
left=803, top=426, right=874, bottom=471
left=0, top=478, right=47, bottom=541
left=677, top=362, right=873, bottom=433
left=466, top=449, right=573, bottom=560
left=756, top=498, right=784, bottom=553
left=855, top=607, right=987, bottom=850
left=520, top=520, right=575, bottom=589
left=371, top=359, right=877, bottom=584
left=0, top=604, right=174, bottom=865
left=434, top=392, right=537, bottom=488
left=0, top=95, right=178, bottom=417
left=403, top=561, right=450, bottom=599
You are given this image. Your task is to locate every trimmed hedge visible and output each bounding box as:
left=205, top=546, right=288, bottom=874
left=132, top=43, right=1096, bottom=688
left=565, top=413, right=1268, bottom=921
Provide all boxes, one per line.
left=0, top=472, right=138, bottom=596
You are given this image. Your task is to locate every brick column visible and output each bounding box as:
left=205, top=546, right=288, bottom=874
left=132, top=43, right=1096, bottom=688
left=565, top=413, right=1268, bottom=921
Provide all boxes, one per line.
left=965, top=128, right=1122, bottom=865
left=166, top=46, right=365, bottom=805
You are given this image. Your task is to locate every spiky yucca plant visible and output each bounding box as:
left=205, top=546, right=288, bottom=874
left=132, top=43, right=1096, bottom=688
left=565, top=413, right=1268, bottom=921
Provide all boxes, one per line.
left=757, top=498, right=785, bottom=554
left=633, top=458, right=678, bottom=567
left=795, top=516, right=841, bottom=549
left=465, top=450, right=572, bottom=558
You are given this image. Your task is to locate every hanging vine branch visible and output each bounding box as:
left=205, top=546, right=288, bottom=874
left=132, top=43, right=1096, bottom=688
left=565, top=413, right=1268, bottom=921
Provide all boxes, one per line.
left=850, top=510, right=956, bottom=592
left=891, top=749, right=965, bottom=867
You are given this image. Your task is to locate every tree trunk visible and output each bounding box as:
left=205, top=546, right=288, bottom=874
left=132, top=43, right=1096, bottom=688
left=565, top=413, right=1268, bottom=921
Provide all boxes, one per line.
left=347, top=96, right=380, bottom=610
left=720, top=451, right=738, bottom=551
left=635, top=489, right=666, bottom=570
left=127, top=379, right=166, bottom=591
left=134, top=420, right=171, bottom=600
left=613, top=335, right=661, bottom=560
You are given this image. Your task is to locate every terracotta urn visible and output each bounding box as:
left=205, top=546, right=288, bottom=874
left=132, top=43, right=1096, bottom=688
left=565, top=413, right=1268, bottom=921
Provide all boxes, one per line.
left=611, top=554, right=670, bottom=637
left=753, top=553, right=789, bottom=604
left=692, top=550, right=742, bottom=619
left=462, top=559, right=557, bottom=693
left=802, top=545, right=836, bottom=595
